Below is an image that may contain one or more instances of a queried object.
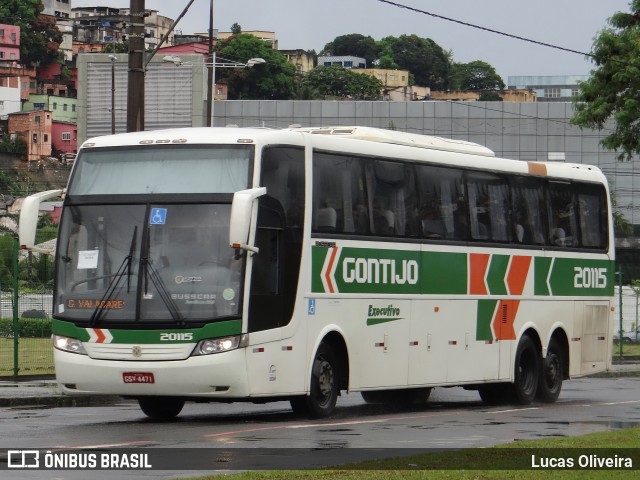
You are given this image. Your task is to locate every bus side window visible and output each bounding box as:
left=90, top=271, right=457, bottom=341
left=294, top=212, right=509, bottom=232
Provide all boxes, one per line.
left=511, top=176, right=547, bottom=246
left=366, top=159, right=417, bottom=237
left=313, top=153, right=367, bottom=235
left=416, top=164, right=468, bottom=241
left=548, top=182, right=578, bottom=248
left=466, top=172, right=511, bottom=243
left=578, top=183, right=608, bottom=249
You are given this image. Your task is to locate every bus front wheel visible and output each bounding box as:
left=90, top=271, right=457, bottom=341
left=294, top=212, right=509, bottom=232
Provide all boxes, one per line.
left=290, top=343, right=339, bottom=418
left=138, top=397, right=185, bottom=420
left=512, top=335, right=540, bottom=405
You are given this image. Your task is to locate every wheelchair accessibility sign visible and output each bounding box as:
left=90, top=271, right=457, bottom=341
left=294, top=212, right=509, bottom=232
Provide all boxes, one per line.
left=150, top=208, right=167, bottom=225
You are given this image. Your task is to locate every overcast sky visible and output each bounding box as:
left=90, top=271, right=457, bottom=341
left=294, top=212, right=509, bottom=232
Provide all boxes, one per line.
left=71, top=0, right=632, bottom=81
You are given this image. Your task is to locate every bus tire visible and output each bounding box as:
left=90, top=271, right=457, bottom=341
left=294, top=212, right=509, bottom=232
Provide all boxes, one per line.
left=290, top=343, right=339, bottom=418
left=478, top=384, right=511, bottom=405
left=512, top=334, right=540, bottom=405
left=536, top=338, right=563, bottom=403
left=138, top=397, right=185, bottom=420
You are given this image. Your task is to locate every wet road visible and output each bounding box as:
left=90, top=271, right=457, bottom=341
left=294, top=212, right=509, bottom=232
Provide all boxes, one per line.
left=1, top=377, right=639, bottom=479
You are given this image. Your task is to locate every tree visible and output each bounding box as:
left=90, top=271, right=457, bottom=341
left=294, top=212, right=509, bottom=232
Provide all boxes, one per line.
left=378, top=35, right=451, bottom=89
left=450, top=61, right=505, bottom=92
left=217, top=34, right=296, bottom=99
left=302, top=65, right=382, bottom=100
left=103, top=41, right=129, bottom=54
left=321, top=34, right=379, bottom=67
left=572, top=0, right=640, bottom=160
left=609, top=180, right=634, bottom=236
left=0, top=0, right=62, bottom=67
left=478, top=91, right=503, bottom=102
left=230, top=23, right=242, bottom=34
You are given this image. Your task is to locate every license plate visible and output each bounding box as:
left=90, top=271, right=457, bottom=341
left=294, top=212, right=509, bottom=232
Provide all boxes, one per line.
left=122, top=372, right=155, bottom=384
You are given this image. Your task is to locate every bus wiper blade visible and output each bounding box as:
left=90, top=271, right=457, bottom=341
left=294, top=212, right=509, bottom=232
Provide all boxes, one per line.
left=143, top=257, right=186, bottom=327
left=89, top=227, right=137, bottom=327
left=127, top=226, right=137, bottom=293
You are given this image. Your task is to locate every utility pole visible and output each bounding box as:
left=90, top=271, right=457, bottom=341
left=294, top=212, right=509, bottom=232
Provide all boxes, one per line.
left=127, top=0, right=145, bottom=132
left=206, top=0, right=214, bottom=127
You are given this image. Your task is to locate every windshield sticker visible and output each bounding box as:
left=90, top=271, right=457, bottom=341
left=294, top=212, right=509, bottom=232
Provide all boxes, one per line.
left=77, top=250, right=99, bottom=269
left=222, top=288, right=235, bottom=301
left=150, top=208, right=167, bottom=225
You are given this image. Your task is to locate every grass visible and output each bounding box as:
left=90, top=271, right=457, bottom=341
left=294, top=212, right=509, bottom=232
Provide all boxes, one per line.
left=614, top=342, right=640, bottom=357
left=185, top=427, right=640, bottom=480
left=0, top=337, right=54, bottom=376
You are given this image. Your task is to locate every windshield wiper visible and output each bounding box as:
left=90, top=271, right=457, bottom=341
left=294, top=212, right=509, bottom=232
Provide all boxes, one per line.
left=88, top=227, right=137, bottom=327
left=142, top=257, right=186, bottom=327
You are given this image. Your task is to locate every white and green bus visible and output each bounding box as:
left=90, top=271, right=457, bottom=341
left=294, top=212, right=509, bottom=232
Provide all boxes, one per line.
left=20, top=126, right=615, bottom=419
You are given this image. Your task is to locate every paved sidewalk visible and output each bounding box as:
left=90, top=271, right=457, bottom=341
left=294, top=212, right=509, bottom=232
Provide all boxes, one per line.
left=1, top=362, right=639, bottom=409
left=0, top=377, right=120, bottom=408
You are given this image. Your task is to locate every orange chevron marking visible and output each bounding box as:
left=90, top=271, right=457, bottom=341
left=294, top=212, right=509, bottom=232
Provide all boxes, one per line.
left=469, top=253, right=490, bottom=295
left=507, top=256, right=532, bottom=295
left=493, top=300, right=518, bottom=341
left=324, top=247, right=338, bottom=293
left=95, top=328, right=106, bottom=343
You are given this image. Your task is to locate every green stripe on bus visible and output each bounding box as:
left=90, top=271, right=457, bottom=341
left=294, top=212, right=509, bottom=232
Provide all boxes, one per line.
left=534, top=257, right=552, bottom=296
left=487, top=254, right=509, bottom=295
left=52, top=319, right=242, bottom=343
left=366, top=316, right=403, bottom=326
left=311, top=246, right=613, bottom=297
left=422, top=251, right=468, bottom=294
left=476, top=300, right=497, bottom=341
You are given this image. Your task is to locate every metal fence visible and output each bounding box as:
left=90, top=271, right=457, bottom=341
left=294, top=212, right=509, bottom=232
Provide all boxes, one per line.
left=0, top=235, right=55, bottom=377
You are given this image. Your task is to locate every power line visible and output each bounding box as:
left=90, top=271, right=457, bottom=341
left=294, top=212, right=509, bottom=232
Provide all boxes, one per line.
left=376, top=0, right=594, bottom=59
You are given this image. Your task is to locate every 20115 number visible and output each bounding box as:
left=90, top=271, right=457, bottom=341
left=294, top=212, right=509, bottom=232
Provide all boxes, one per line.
left=574, top=267, right=607, bottom=289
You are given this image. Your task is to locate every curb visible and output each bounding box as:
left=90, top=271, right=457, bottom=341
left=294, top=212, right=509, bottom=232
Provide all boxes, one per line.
left=588, top=370, right=640, bottom=378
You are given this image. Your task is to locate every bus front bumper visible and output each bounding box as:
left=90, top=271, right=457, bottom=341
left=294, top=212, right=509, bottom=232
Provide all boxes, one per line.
left=54, top=348, right=250, bottom=398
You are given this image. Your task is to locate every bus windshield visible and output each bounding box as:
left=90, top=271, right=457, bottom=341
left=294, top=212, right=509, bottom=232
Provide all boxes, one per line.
left=67, top=145, right=251, bottom=195
left=55, top=144, right=252, bottom=325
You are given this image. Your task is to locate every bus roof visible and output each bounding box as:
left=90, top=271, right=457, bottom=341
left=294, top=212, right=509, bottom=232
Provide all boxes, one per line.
left=80, top=126, right=494, bottom=157
left=79, top=126, right=606, bottom=183
left=287, top=126, right=496, bottom=157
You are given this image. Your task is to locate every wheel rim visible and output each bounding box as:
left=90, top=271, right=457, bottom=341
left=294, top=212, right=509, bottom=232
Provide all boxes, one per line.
left=313, top=355, right=335, bottom=407
left=543, top=352, right=561, bottom=390
left=517, top=347, right=537, bottom=395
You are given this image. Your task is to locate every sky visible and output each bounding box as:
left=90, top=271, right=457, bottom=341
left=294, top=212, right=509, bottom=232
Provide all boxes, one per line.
left=71, top=0, right=633, bottom=82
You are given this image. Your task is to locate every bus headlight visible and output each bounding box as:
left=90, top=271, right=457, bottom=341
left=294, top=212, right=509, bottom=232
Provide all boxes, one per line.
left=53, top=334, right=87, bottom=355
left=191, top=334, right=248, bottom=356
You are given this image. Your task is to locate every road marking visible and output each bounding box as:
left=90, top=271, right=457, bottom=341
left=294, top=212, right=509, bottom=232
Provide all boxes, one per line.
left=205, top=411, right=457, bottom=438
left=54, top=441, right=158, bottom=449
left=599, top=400, right=640, bottom=406
left=489, top=407, right=540, bottom=414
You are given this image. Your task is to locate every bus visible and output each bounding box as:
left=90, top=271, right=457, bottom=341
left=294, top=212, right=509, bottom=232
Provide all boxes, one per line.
left=19, top=126, right=615, bottom=419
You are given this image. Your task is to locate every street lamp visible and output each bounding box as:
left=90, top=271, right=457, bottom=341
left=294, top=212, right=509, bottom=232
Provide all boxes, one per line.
left=108, top=54, right=117, bottom=134
left=162, top=55, right=265, bottom=126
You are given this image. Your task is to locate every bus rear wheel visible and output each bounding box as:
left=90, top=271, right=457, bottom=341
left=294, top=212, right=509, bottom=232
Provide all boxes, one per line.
left=290, top=343, right=339, bottom=418
left=536, top=338, right=563, bottom=403
left=512, top=335, right=540, bottom=405
left=138, top=397, right=185, bottom=420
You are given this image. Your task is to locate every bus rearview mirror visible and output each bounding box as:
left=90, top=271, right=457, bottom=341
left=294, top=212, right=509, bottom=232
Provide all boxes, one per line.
left=19, top=189, right=64, bottom=251
left=229, top=187, right=267, bottom=254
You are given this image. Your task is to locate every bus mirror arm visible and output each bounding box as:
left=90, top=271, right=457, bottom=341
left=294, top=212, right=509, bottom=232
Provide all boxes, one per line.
left=18, top=189, right=64, bottom=251
left=229, top=187, right=267, bottom=255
